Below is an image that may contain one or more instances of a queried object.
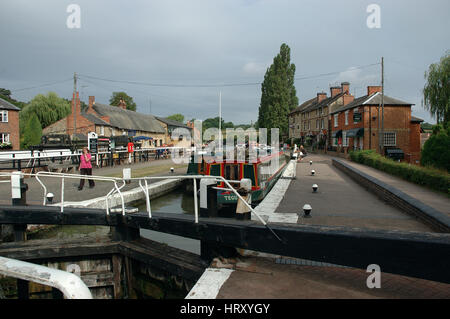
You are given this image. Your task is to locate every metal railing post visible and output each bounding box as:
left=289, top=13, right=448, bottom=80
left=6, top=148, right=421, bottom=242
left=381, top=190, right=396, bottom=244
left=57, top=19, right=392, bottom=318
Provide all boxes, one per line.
left=193, top=177, right=198, bottom=223
left=61, top=177, right=65, bottom=213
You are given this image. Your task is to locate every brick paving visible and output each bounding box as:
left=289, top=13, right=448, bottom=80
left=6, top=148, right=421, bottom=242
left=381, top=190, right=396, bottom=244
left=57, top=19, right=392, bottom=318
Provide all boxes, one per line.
left=216, top=257, right=450, bottom=299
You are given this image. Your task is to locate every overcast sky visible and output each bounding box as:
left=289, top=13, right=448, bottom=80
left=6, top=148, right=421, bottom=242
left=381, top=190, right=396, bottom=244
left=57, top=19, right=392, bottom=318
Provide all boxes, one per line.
left=1, top=0, right=449, bottom=124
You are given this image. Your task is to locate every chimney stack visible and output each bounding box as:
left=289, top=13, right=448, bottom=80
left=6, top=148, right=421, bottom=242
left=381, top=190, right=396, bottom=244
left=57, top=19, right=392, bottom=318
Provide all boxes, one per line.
left=88, top=96, right=95, bottom=109
left=317, top=92, right=327, bottom=103
left=341, top=82, right=350, bottom=95
left=71, top=91, right=81, bottom=115
left=343, top=95, right=355, bottom=106
left=118, top=98, right=127, bottom=110
left=367, top=86, right=382, bottom=96
left=330, top=86, right=342, bottom=98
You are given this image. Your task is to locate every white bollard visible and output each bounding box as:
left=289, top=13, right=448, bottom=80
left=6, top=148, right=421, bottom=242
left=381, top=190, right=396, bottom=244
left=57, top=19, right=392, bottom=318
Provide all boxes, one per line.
left=123, top=168, right=131, bottom=184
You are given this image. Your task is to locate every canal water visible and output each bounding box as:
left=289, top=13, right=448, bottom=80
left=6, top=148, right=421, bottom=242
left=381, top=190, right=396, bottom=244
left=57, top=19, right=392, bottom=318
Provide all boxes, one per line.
left=136, top=188, right=201, bottom=255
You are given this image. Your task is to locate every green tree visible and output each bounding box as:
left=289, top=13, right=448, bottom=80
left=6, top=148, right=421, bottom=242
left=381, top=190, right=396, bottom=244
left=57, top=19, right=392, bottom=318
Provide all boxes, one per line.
left=202, top=117, right=233, bottom=132
left=257, top=43, right=298, bottom=141
left=166, top=113, right=185, bottom=123
left=423, top=52, right=450, bottom=127
left=109, top=92, right=137, bottom=111
left=21, top=113, right=43, bottom=149
left=421, top=125, right=450, bottom=172
left=19, top=92, right=71, bottom=136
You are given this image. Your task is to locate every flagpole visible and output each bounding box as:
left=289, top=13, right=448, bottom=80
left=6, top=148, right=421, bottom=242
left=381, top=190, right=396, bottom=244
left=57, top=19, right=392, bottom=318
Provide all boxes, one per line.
left=219, top=90, right=222, bottom=152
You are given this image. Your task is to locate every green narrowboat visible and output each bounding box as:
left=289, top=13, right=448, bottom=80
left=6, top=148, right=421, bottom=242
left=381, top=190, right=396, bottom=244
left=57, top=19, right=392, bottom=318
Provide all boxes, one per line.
left=187, top=149, right=288, bottom=207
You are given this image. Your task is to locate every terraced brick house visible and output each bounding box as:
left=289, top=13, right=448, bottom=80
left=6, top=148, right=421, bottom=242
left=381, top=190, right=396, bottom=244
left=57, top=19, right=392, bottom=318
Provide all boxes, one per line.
left=330, top=86, right=423, bottom=164
left=0, top=97, right=20, bottom=150
left=288, top=82, right=354, bottom=149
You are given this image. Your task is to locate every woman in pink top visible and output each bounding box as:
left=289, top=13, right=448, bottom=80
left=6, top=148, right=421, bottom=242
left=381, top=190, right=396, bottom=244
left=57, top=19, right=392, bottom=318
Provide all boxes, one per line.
left=78, top=147, right=95, bottom=190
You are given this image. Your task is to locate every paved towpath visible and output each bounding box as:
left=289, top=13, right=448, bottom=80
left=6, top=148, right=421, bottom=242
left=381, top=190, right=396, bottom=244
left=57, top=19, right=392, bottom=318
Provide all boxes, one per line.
left=276, top=154, right=436, bottom=232
left=334, top=156, right=449, bottom=216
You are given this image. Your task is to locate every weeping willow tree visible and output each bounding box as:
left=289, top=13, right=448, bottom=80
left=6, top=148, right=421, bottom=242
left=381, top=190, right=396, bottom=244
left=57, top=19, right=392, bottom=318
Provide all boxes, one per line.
left=423, top=52, right=450, bottom=128
left=19, top=92, right=71, bottom=137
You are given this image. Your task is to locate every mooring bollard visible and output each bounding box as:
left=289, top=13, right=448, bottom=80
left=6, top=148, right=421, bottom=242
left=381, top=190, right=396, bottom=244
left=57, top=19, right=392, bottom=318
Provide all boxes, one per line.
left=302, top=204, right=312, bottom=218
left=46, top=193, right=54, bottom=204
left=236, top=178, right=252, bottom=220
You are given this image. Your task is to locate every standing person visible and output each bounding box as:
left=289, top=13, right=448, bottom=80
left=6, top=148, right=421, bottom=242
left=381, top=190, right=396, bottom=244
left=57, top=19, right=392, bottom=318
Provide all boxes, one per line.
left=300, top=145, right=307, bottom=158
left=78, top=147, right=95, bottom=190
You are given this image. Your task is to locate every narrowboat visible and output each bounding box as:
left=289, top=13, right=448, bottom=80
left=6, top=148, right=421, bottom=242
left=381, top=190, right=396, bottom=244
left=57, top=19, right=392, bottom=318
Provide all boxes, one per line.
left=186, top=147, right=289, bottom=208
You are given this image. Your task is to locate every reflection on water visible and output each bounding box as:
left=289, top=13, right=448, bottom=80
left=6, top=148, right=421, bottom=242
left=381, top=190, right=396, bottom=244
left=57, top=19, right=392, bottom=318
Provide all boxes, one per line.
left=137, top=188, right=201, bottom=255
left=136, top=188, right=196, bottom=214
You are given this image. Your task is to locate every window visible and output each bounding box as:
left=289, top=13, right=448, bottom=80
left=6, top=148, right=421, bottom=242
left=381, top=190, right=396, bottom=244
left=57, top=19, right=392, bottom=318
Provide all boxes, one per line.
left=0, top=111, right=8, bottom=123
left=383, top=132, right=396, bottom=146
left=100, top=126, right=104, bottom=136
left=345, top=111, right=349, bottom=125
left=316, top=119, right=319, bottom=129
left=334, top=114, right=338, bottom=127
left=1, top=133, right=10, bottom=143
left=321, top=119, right=324, bottom=129
left=342, top=131, right=349, bottom=147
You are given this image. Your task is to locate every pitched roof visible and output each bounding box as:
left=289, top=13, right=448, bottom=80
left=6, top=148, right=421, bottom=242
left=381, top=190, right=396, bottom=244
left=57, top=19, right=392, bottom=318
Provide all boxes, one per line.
left=156, top=116, right=191, bottom=129
left=289, top=97, right=316, bottom=115
left=0, top=97, right=20, bottom=111
left=411, top=116, right=424, bottom=123
left=331, top=92, right=413, bottom=114
left=290, top=93, right=345, bottom=115
left=92, top=103, right=165, bottom=133
left=81, top=112, right=111, bottom=126
left=304, top=93, right=345, bottom=113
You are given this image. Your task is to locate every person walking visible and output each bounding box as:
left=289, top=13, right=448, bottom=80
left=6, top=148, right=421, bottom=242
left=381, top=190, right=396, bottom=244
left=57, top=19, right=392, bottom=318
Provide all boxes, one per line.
left=78, top=147, right=95, bottom=190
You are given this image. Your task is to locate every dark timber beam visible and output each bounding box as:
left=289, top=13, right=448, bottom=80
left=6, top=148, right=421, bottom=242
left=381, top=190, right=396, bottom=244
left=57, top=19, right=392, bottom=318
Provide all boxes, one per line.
left=0, top=205, right=449, bottom=283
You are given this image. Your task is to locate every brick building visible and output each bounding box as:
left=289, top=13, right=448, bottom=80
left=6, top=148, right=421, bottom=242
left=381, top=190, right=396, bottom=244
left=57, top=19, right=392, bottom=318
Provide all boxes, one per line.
left=43, top=93, right=166, bottom=148
left=330, top=86, right=423, bottom=164
left=289, top=82, right=354, bottom=148
left=0, top=97, right=20, bottom=150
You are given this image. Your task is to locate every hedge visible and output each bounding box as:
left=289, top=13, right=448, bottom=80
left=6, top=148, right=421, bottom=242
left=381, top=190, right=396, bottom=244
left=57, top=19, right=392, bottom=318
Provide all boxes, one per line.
left=349, top=150, right=450, bottom=195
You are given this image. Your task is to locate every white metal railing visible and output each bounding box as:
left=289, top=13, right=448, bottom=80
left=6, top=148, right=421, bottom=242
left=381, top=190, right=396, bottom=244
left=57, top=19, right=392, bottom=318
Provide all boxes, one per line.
left=0, top=256, right=92, bottom=299
left=1, top=169, right=283, bottom=241
left=0, top=171, right=126, bottom=215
